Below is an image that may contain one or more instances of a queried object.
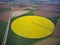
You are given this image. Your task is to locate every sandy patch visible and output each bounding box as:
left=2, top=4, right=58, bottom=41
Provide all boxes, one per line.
left=12, top=10, right=29, bottom=18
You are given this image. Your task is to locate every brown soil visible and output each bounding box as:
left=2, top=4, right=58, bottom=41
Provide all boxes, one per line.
left=54, top=18, right=60, bottom=37
left=0, top=11, right=11, bottom=22
left=34, top=10, right=59, bottom=17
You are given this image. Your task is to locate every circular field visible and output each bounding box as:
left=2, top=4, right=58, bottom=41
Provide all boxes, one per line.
left=11, top=16, right=55, bottom=39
